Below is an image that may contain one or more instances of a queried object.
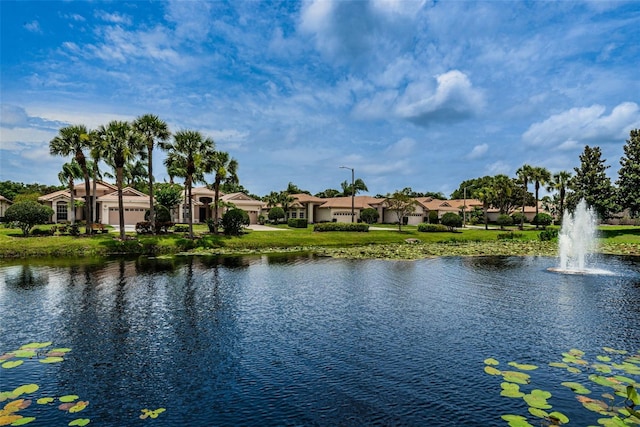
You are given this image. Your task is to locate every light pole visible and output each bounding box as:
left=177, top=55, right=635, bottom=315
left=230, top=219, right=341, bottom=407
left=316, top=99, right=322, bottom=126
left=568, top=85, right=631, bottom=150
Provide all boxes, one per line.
left=463, top=186, right=468, bottom=227
left=340, top=166, right=355, bottom=223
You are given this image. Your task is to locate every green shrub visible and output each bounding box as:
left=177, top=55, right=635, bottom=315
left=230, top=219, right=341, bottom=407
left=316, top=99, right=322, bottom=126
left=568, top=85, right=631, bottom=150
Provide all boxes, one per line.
left=313, top=223, right=369, bottom=232
left=360, top=208, right=379, bottom=224
left=441, top=212, right=463, bottom=231
left=174, top=224, right=189, bottom=233
left=222, top=208, right=249, bottom=236
left=4, top=201, right=54, bottom=236
left=287, top=218, right=308, bottom=228
left=417, top=223, right=448, bottom=232
left=496, top=214, right=514, bottom=230
left=539, top=229, right=559, bottom=241
left=268, top=207, right=285, bottom=224
left=511, top=212, right=526, bottom=225
left=136, top=221, right=154, bottom=234
left=428, top=211, right=439, bottom=224
left=31, top=227, right=54, bottom=236
left=532, top=213, right=553, bottom=229
left=497, top=232, right=524, bottom=240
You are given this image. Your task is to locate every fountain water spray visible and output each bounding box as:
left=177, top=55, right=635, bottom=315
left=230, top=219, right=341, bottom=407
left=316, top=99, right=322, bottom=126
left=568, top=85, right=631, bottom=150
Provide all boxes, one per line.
left=558, top=199, right=598, bottom=272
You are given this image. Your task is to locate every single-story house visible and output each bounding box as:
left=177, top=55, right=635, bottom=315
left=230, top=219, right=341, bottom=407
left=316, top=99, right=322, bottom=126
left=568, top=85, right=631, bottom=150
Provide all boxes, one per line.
left=0, top=195, right=13, bottom=219
left=315, top=196, right=386, bottom=223
left=286, top=194, right=328, bottom=223
left=177, top=187, right=265, bottom=224
left=38, top=181, right=119, bottom=224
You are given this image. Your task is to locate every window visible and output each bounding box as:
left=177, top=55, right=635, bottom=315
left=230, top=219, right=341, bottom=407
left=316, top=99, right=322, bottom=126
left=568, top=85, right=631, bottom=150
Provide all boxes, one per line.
left=299, top=211, right=305, bottom=219
left=56, top=202, right=68, bottom=221
left=291, top=212, right=297, bottom=218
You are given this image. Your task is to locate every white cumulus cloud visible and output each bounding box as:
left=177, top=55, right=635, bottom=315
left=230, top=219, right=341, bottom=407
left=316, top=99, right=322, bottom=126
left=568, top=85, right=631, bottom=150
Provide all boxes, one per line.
left=467, top=143, right=489, bottom=159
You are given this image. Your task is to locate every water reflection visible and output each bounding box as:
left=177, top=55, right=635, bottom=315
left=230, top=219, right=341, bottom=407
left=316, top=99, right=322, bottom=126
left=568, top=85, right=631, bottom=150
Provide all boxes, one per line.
left=0, top=255, right=639, bottom=426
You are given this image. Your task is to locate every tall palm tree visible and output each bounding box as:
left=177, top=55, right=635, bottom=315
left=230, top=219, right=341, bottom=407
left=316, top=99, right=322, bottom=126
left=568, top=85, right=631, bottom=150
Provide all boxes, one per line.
left=98, top=121, right=144, bottom=240
left=516, top=164, right=534, bottom=229
left=50, top=125, right=93, bottom=234
left=530, top=166, right=552, bottom=228
left=208, top=151, right=238, bottom=234
left=58, top=161, right=84, bottom=225
left=88, top=130, right=107, bottom=224
left=340, top=178, right=368, bottom=196
left=474, top=185, right=495, bottom=230
left=133, top=114, right=170, bottom=233
left=548, top=171, right=572, bottom=221
left=162, top=130, right=215, bottom=239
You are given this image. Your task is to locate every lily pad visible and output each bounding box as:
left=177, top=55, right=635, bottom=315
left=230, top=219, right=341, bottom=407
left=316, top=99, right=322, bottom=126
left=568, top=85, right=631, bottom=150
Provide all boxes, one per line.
left=19, top=342, right=52, bottom=350
left=528, top=407, right=549, bottom=418
left=561, top=381, right=591, bottom=394
left=589, top=374, right=620, bottom=388
left=500, top=382, right=525, bottom=398
left=69, top=401, right=89, bottom=413
left=36, top=398, right=54, bottom=405
left=484, top=357, right=499, bottom=366
left=10, top=417, right=36, bottom=425
left=602, top=347, right=628, bottom=355
left=13, top=351, right=36, bottom=359
left=484, top=366, right=501, bottom=375
left=68, top=419, right=90, bottom=426
left=12, top=385, right=39, bottom=397
left=548, top=411, right=569, bottom=424
left=523, top=390, right=552, bottom=409
left=549, top=362, right=569, bottom=369
left=508, top=362, right=539, bottom=371
left=1, top=360, right=23, bottom=369
left=59, top=395, right=79, bottom=403
left=0, top=415, right=23, bottom=425
left=503, top=371, right=531, bottom=385
left=39, top=357, right=64, bottom=364
left=500, top=414, right=534, bottom=427
left=597, top=355, right=612, bottom=362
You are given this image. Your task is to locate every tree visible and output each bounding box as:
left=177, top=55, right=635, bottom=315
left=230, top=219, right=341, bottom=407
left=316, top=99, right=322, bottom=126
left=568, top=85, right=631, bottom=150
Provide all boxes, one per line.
left=616, top=129, right=640, bottom=218
left=286, top=182, right=310, bottom=195
left=221, top=208, right=249, bottom=235
left=567, top=145, right=617, bottom=220
left=133, top=114, right=170, bottom=233
left=547, top=171, right=572, bottom=221
left=5, top=201, right=54, bottom=236
left=385, top=188, right=416, bottom=231
left=340, top=178, right=368, bottom=196
left=441, top=212, right=463, bottom=231
left=155, top=183, right=183, bottom=213
left=162, top=130, right=215, bottom=238
left=532, top=213, right=553, bottom=229
left=50, top=124, right=93, bottom=234
left=88, top=129, right=106, bottom=224
left=516, top=164, right=534, bottom=229
left=98, top=121, right=144, bottom=240
left=278, top=192, right=295, bottom=219
left=474, top=186, right=495, bottom=230
left=496, top=214, right=513, bottom=230
left=315, top=188, right=341, bottom=198
left=0, top=182, right=63, bottom=202
left=268, top=206, right=285, bottom=224
left=208, top=151, right=238, bottom=234
left=530, top=166, right=551, bottom=228
left=360, top=208, right=379, bottom=224
left=58, top=161, right=83, bottom=225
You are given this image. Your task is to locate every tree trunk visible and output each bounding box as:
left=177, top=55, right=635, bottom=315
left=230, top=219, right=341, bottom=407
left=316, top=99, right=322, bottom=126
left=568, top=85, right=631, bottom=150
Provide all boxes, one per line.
left=213, top=180, right=220, bottom=234
left=484, top=203, right=489, bottom=230
left=77, top=153, right=92, bottom=235
left=117, top=166, right=125, bottom=240
left=148, top=145, right=155, bottom=234
left=69, top=179, right=76, bottom=225
left=187, top=177, right=193, bottom=239
left=92, top=163, right=98, bottom=224
left=521, top=179, right=526, bottom=230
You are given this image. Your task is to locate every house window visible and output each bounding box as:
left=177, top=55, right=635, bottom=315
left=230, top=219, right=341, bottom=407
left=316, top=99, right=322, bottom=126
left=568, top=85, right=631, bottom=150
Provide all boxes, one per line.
left=291, top=212, right=297, bottom=218
left=299, top=211, right=305, bottom=219
left=56, top=202, right=67, bottom=221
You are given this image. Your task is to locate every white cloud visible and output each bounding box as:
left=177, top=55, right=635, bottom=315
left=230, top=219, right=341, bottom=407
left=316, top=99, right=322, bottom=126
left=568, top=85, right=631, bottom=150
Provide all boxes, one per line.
left=523, top=102, right=640, bottom=146
left=486, top=161, right=510, bottom=175
left=1, top=105, right=29, bottom=127
left=395, top=70, right=485, bottom=126
left=384, top=137, right=416, bottom=157
left=467, top=143, right=489, bottom=159
left=94, top=11, right=132, bottom=25
left=24, top=20, right=42, bottom=33
left=0, top=127, right=56, bottom=151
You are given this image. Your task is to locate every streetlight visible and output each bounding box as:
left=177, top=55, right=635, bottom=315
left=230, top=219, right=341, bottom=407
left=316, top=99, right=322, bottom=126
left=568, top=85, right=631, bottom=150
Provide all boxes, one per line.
left=340, top=166, right=355, bottom=223
left=463, top=186, right=468, bottom=227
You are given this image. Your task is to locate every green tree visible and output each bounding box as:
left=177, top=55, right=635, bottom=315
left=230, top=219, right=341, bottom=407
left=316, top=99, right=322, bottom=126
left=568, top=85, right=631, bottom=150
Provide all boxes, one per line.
left=567, top=145, right=617, bottom=220
left=616, top=129, right=640, bottom=218
left=5, top=201, right=54, bottom=236
left=286, top=182, right=310, bottom=195
left=88, top=129, right=107, bottom=224
left=516, top=164, right=534, bottom=229
left=155, top=183, right=183, bottom=212
left=474, top=185, right=495, bottom=230
left=268, top=206, right=285, bottom=224
left=385, top=188, right=416, bottom=231
left=547, top=171, right=572, bottom=221
left=208, top=151, right=238, bottom=234
left=496, top=214, right=513, bottom=230
left=360, top=208, right=379, bottom=224
left=441, top=212, right=463, bottom=231
left=530, top=166, right=551, bottom=228
left=532, top=213, right=553, bottom=229
left=221, top=208, right=249, bottom=235
left=133, top=114, right=170, bottom=233
left=58, top=161, right=84, bottom=225
left=315, top=188, right=341, bottom=198
left=49, top=124, right=93, bottom=234
left=340, top=178, right=368, bottom=196
left=162, top=130, right=215, bottom=238
left=98, top=121, right=144, bottom=240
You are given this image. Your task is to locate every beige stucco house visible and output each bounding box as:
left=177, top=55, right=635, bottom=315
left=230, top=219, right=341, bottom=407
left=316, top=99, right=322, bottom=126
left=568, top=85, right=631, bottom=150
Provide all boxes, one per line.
left=38, top=181, right=118, bottom=224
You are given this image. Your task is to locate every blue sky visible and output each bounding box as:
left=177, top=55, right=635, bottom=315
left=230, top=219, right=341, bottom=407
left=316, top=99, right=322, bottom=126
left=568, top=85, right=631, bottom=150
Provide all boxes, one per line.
left=1, top=0, right=639, bottom=197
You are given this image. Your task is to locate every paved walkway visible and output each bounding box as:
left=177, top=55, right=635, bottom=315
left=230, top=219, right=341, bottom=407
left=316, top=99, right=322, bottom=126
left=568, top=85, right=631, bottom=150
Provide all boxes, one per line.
left=246, top=224, right=286, bottom=231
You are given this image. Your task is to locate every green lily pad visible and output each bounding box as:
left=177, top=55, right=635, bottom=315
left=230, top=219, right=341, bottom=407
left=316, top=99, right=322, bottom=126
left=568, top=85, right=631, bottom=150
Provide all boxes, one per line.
left=39, top=357, right=64, bottom=364
left=597, top=355, right=612, bottom=362
left=602, top=347, right=628, bottom=355
left=548, top=411, right=569, bottom=424
left=549, top=362, right=569, bottom=369
left=10, top=417, right=36, bottom=425
left=528, top=407, right=548, bottom=418
left=508, top=362, right=539, bottom=371
left=500, top=414, right=534, bottom=427
left=13, top=384, right=39, bottom=396
left=503, top=371, right=531, bottom=385
left=500, top=382, right=525, bottom=398
left=19, top=342, right=52, bottom=350
left=484, top=366, right=501, bottom=375
left=13, top=350, right=36, bottom=359
left=50, top=348, right=71, bottom=354
left=612, top=362, right=640, bottom=375
left=531, top=389, right=552, bottom=399
left=523, top=390, right=552, bottom=409
left=59, top=395, right=79, bottom=403
left=593, top=363, right=613, bottom=374
left=37, top=397, right=54, bottom=405
left=484, top=357, right=499, bottom=366
left=2, top=360, right=24, bottom=369
left=567, top=366, right=582, bottom=374
left=561, top=381, right=591, bottom=394
left=597, top=416, right=633, bottom=427
left=589, top=374, right=620, bottom=388
left=68, top=419, right=90, bottom=426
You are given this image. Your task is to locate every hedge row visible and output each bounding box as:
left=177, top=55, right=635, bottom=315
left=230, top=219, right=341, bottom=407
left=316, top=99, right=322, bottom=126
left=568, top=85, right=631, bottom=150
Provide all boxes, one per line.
left=313, top=223, right=369, bottom=232
left=417, top=223, right=448, bottom=232
left=287, top=219, right=308, bottom=228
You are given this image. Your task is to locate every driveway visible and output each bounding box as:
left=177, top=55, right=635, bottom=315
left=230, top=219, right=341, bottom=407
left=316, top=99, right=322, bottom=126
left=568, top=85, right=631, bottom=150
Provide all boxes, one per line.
left=246, top=224, right=286, bottom=231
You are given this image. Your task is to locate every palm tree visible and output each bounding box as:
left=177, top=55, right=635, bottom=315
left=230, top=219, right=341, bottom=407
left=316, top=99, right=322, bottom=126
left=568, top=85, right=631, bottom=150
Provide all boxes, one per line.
left=58, top=161, right=84, bottom=225
left=162, top=130, right=215, bottom=239
left=50, top=125, right=93, bottom=234
left=548, top=171, right=572, bottom=221
left=88, top=130, right=106, bottom=224
left=530, top=166, right=551, bottom=228
left=340, top=178, right=368, bottom=196
left=516, top=164, right=534, bottom=229
left=208, top=151, right=238, bottom=234
left=133, top=114, right=170, bottom=233
left=474, top=185, right=495, bottom=230
left=98, top=121, right=144, bottom=240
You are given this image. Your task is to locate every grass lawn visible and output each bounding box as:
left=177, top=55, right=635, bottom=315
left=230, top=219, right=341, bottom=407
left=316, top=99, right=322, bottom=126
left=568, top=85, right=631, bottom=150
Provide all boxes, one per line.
left=1, top=223, right=638, bottom=260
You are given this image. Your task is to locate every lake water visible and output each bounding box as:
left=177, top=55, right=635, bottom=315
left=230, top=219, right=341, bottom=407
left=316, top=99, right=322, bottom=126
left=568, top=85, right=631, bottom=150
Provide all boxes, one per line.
left=1, top=255, right=639, bottom=426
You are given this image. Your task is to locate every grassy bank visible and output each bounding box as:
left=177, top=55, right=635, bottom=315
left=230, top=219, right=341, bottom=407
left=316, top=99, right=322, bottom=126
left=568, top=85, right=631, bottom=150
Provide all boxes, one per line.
left=1, top=224, right=638, bottom=261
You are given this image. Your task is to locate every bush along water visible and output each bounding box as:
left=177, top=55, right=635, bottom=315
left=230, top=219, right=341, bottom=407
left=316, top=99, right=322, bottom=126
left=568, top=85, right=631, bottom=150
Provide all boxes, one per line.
left=313, top=223, right=369, bottom=232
